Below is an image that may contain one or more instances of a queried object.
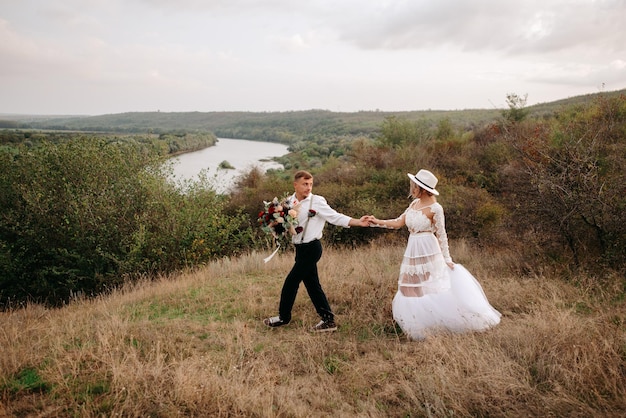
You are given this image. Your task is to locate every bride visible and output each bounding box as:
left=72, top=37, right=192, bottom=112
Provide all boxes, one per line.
left=366, top=169, right=501, bottom=340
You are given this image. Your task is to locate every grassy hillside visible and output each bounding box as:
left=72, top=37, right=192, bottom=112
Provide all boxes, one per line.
left=1, top=242, right=624, bottom=417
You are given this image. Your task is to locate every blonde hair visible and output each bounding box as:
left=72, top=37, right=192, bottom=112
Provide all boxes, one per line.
left=410, top=182, right=433, bottom=198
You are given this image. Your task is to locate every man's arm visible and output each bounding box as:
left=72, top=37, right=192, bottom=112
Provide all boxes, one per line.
left=348, top=216, right=370, bottom=227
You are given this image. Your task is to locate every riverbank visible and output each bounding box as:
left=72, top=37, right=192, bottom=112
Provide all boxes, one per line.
left=169, top=137, right=289, bottom=193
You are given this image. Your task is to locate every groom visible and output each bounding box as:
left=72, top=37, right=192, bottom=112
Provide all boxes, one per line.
left=264, top=170, right=369, bottom=332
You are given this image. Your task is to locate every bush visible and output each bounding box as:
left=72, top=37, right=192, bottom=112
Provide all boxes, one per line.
left=440, top=186, right=507, bottom=240
left=0, top=137, right=252, bottom=307
left=504, top=95, right=626, bottom=269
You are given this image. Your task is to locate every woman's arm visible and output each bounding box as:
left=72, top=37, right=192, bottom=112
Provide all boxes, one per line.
left=432, top=204, right=454, bottom=268
left=367, top=214, right=406, bottom=229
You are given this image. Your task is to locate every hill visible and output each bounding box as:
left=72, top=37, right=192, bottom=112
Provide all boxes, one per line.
left=3, top=88, right=625, bottom=143
left=1, top=89, right=625, bottom=416
left=1, top=243, right=624, bottom=416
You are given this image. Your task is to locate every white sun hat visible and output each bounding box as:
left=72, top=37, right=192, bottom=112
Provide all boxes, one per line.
left=407, top=169, right=439, bottom=195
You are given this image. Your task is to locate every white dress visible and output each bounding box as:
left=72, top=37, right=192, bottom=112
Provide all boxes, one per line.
left=391, top=199, right=501, bottom=340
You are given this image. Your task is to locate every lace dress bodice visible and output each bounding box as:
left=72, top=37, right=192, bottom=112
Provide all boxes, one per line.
left=403, top=200, right=452, bottom=263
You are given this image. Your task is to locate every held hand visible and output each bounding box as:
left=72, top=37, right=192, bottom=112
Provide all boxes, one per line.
left=357, top=215, right=371, bottom=227
left=447, top=262, right=455, bottom=269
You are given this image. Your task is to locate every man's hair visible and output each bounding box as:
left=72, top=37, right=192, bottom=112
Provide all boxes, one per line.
left=294, top=170, right=313, bottom=181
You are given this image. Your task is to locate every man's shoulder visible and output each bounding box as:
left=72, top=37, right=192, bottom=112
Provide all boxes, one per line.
left=310, top=194, right=327, bottom=204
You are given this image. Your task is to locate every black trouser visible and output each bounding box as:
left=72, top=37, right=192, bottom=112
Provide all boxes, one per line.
left=278, top=239, right=334, bottom=323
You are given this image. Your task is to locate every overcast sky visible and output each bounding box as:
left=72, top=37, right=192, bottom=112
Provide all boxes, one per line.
left=1, top=0, right=625, bottom=115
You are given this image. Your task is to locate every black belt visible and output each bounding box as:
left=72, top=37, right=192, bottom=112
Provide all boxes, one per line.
left=295, top=239, right=320, bottom=247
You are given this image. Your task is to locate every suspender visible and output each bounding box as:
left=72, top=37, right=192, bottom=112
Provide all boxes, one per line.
left=299, top=195, right=314, bottom=244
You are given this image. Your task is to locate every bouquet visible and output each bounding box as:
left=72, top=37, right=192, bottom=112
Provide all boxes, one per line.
left=258, top=195, right=302, bottom=261
left=258, top=196, right=302, bottom=238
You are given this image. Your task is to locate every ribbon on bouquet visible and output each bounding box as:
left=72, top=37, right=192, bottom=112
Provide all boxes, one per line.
left=263, top=241, right=281, bottom=263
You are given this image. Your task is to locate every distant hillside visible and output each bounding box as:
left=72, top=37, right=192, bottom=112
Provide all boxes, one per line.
left=3, top=88, right=624, bottom=143
left=524, top=88, right=626, bottom=118
left=13, top=109, right=499, bottom=143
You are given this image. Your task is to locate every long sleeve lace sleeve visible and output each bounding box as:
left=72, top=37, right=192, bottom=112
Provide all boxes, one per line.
left=432, top=203, right=452, bottom=263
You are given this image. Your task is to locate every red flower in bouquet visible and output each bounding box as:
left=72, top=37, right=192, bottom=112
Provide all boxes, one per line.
left=258, top=195, right=300, bottom=240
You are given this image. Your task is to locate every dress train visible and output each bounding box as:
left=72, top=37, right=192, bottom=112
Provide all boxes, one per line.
left=392, top=264, right=501, bottom=340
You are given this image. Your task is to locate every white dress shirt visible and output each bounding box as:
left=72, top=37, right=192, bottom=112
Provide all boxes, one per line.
left=289, top=193, right=352, bottom=244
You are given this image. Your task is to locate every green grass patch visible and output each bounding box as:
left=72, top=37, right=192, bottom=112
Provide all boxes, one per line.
left=124, top=280, right=246, bottom=324
left=3, top=367, right=51, bottom=393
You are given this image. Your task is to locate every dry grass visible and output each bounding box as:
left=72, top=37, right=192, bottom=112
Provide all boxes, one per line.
left=1, top=241, right=625, bottom=417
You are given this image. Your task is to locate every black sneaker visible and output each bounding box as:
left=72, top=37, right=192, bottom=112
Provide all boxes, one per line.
left=264, top=316, right=288, bottom=328
left=311, top=320, right=337, bottom=332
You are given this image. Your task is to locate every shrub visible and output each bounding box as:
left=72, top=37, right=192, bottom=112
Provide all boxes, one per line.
left=377, top=116, right=432, bottom=148
left=504, top=95, right=626, bottom=269
left=0, top=137, right=252, bottom=307
left=440, top=185, right=506, bottom=240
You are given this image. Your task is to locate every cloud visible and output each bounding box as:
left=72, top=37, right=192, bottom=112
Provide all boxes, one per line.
left=0, top=0, right=624, bottom=114
left=271, top=33, right=311, bottom=53
left=527, top=59, right=626, bottom=88
left=0, top=19, right=36, bottom=67
left=0, top=18, right=79, bottom=78
left=334, top=0, right=626, bottom=55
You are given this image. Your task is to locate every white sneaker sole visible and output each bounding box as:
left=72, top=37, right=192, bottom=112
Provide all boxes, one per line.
left=311, top=325, right=337, bottom=332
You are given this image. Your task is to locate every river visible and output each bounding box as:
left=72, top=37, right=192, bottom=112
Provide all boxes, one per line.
left=169, top=137, right=290, bottom=193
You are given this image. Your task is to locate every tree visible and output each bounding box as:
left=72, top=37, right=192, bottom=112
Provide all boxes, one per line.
left=502, top=93, right=529, bottom=123
left=378, top=116, right=431, bottom=147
